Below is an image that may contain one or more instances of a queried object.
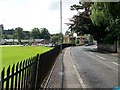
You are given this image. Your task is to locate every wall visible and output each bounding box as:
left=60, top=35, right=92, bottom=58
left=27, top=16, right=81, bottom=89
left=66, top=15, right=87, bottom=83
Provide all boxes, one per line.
left=97, top=44, right=117, bottom=53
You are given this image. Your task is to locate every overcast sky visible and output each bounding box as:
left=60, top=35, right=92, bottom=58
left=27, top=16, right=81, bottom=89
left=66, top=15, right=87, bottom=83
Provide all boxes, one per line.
left=0, top=0, right=79, bottom=34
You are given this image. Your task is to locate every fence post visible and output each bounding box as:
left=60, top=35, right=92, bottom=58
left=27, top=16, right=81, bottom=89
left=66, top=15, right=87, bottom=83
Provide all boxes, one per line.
left=35, top=54, right=40, bottom=89
left=0, top=79, right=1, bottom=90
left=31, top=54, right=39, bottom=90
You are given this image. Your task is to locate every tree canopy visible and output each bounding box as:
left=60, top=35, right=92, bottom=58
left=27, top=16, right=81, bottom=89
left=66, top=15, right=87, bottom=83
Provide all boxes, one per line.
left=40, top=28, right=50, bottom=40
left=68, top=2, right=120, bottom=44
left=90, top=2, right=120, bottom=44
left=31, top=28, right=41, bottom=39
left=2, top=27, right=51, bottom=41
left=15, top=27, right=25, bottom=44
left=68, top=2, right=93, bottom=36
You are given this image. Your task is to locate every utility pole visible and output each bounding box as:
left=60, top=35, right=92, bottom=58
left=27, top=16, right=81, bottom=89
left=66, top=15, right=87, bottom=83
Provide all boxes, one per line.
left=60, top=0, right=62, bottom=53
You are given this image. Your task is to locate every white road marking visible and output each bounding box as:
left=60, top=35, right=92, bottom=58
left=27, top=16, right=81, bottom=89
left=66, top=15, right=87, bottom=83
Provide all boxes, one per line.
left=95, top=55, right=106, bottom=60
left=88, top=52, right=94, bottom=54
left=113, top=62, right=120, bottom=66
left=83, top=51, right=95, bottom=59
left=83, top=51, right=106, bottom=60
left=83, top=51, right=87, bottom=54
left=71, top=50, right=86, bottom=88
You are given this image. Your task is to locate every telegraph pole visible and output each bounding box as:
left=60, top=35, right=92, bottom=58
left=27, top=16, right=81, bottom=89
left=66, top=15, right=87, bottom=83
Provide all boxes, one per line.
left=60, top=0, right=62, bottom=53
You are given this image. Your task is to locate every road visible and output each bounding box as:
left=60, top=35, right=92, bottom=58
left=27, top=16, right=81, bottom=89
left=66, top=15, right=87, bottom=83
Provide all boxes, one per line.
left=70, top=45, right=119, bottom=88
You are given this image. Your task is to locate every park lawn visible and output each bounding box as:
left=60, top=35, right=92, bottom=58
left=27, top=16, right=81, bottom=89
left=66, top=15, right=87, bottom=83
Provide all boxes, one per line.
left=1, top=46, right=53, bottom=72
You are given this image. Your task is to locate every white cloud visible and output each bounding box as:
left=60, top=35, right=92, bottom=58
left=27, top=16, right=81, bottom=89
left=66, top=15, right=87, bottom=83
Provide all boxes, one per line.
left=0, top=0, right=79, bottom=34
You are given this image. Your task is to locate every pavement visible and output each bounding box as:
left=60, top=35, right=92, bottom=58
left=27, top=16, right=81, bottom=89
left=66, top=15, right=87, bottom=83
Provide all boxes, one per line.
left=44, top=47, right=85, bottom=89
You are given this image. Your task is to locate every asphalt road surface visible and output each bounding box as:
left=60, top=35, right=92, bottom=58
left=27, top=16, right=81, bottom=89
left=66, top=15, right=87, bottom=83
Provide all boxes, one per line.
left=70, top=45, right=119, bottom=88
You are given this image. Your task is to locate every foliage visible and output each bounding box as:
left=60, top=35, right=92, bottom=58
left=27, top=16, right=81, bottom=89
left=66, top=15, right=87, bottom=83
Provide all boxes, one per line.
left=51, top=33, right=63, bottom=44
left=68, top=2, right=94, bottom=35
left=65, top=30, right=71, bottom=36
left=2, top=34, right=8, bottom=39
left=24, top=31, right=31, bottom=39
left=31, top=27, right=51, bottom=40
left=40, top=28, right=50, bottom=40
left=69, top=2, right=120, bottom=44
left=91, top=2, right=120, bottom=44
left=76, top=39, right=80, bottom=44
left=90, top=2, right=110, bottom=26
left=108, top=2, right=120, bottom=19
left=2, top=27, right=51, bottom=42
left=31, top=28, right=41, bottom=39
left=15, top=27, right=25, bottom=44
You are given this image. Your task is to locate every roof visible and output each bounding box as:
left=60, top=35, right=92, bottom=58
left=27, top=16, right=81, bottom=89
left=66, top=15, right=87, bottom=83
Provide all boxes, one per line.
left=4, top=39, right=44, bottom=43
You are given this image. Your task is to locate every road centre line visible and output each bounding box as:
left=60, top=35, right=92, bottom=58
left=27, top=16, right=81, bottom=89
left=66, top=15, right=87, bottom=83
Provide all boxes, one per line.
left=113, top=62, right=120, bottom=66
left=83, top=51, right=87, bottom=54
left=83, top=51, right=106, bottom=60
left=83, top=51, right=95, bottom=59
left=88, top=52, right=94, bottom=54
left=95, top=55, right=106, bottom=60
left=71, top=49, right=86, bottom=88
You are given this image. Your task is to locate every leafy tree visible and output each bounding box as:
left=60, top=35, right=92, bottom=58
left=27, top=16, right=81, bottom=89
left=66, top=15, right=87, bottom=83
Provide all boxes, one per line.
left=91, top=2, right=120, bottom=44
left=2, top=34, right=8, bottom=39
left=51, top=33, right=63, bottom=44
left=91, top=2, right=110, bottom=26
left=24, top=31, right=30, bottom=39
left=68, top=2, right=94, bottom=36
left=108, top=2, right=120, bottom=19
left=31, top=28, right=41, bottom=39
left=65, top=30, right=71, bottom=36
left=69, top=2, right=120, bottom=44
left=15, top=27, right=25, bottom=44
left=40, top=28, right=50, bottom=40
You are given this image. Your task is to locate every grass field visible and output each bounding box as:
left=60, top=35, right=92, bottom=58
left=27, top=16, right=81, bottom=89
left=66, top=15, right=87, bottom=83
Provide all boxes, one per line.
left=0, top=46, right=53, bottom=72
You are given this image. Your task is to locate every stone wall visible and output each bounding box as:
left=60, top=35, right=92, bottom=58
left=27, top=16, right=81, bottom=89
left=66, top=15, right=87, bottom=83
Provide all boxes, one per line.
left=97, top=44, right=117, bottom=53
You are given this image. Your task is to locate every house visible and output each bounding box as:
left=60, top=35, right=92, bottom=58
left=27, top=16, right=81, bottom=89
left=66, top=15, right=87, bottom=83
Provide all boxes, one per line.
left=63, top=35, right=76, bottom=44
left=63, top=34, right=92, bottom=45
left=33, top=39, right=49, bottom=45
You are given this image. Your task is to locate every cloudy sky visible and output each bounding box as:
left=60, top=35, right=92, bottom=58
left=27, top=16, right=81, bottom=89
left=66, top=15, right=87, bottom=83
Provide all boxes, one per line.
left=0, top=0, right=79, bottom=34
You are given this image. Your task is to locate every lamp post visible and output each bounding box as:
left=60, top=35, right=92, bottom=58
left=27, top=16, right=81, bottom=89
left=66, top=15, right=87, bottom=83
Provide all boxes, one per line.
left=60, top=0, right=62, bottom=53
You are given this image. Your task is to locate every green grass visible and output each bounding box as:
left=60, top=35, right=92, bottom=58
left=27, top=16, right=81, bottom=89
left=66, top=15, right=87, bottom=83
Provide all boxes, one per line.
left=1, top=46, right=53, bottom=72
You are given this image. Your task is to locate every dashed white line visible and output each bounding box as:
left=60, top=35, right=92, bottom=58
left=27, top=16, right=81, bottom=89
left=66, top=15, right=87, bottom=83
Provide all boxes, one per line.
left=95, top=55, right=106, bottom=60
left=88, top=52, right=94, bottom=54
left=83, top=51, right=87, bottom=54
left=73, top=64, right=86, bottom=88
left=113, top=62, right=120, bottom=66
left=83, top=51, right=106, bottom=60
left=83, top=51, right=95, bottom=59
left=71, top=50, right=86, bottom=88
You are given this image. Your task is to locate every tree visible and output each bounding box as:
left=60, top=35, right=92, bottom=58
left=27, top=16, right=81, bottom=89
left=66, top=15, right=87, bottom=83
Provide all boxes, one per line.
left=68, top=2, right=94, bottom=36
left=65, top=30, right=71, bottom=36
left=24, top=31, right=30, bottom=39
left=2, top=34, right=8, bottom=39
left=40, top=28, right=50, bottom=40
left=90, top=2, right=120, bottom=44
left=15, top=27, right=25, bottom=44
left=31, top=28, right=41, bottom=39
left=51, top=33, right=63, bottom=44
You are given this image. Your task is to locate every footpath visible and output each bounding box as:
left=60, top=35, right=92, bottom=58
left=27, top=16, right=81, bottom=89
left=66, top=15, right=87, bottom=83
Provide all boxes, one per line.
left=44, top=47, right=85, bottom=89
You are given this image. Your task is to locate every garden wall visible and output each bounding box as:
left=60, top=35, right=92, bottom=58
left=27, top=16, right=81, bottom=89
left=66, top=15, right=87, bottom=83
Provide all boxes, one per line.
left=97, top=44, right=117, bottom=53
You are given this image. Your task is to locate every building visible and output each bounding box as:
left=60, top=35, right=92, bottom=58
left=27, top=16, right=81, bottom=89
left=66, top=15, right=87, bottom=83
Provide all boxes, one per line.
left=63, top=35, right=76, bottom=44
left=1, top=39, right=49, bottom=45
left=63, top=34, right=91, bottom=45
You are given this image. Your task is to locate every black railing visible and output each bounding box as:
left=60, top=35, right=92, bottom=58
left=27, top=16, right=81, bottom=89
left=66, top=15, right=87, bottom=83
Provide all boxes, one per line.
left=0, top=44, right=75, bottom=90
